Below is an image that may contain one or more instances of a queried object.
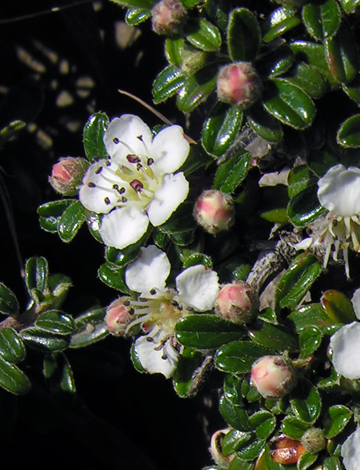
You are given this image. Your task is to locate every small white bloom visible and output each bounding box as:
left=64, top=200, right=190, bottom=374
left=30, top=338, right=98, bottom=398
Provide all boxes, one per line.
left=79, top=115, right=190, bottom=249
left=124, top=245, right=220, bottom=378
left=295, top=164, right=360, bottom=279
left=341, top=427, right=360, bottom=470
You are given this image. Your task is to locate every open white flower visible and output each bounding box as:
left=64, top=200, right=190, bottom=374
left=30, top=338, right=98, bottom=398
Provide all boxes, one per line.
left=124, top=245, right=220, bottom=378
left=79, top=115, right=190, bottom=249
left=295, top=164, right=360, bottom=279
left=341, top=427, right=360, bottom=470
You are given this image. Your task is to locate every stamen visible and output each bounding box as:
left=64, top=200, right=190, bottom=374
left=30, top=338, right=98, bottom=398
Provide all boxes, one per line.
left=123, top=300, right=130, bottom=306
left=137, top=163, right=143, bottom=171
left=88, top=182, right=96, bottom=188
left=121, top=197, right=128, bottom=203
left=119, top=187, right=126, bottom=194
left=104, top=197, right=111, bottom=205
left=113, top=137, right=119, bottom=144
left=146, top=337, right=154, bottom=342
left=147, top=158, right=154, bottom=166
left=150, top=289, right=157, bottom=295
left=127, top=154, right=141, bottom=164
left=113, top=184, right=119, bottom=190
left=130, top=179, right=144, bottom=193
left=106, top=160, right=111, bottom=166
left=95, top=166, right=103, bottom=174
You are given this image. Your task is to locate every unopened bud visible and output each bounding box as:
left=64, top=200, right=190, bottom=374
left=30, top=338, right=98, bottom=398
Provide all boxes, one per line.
left=151, top=0, right=187, bottom=36
left=217, top=62, right=262, bottom=109
left=215, top=281, right=258, bottom=324
left=271, top=435, right=306, bottom=465
left=251, top=356, right=296, bottom=399
left=180, top=45, right=208, bottom=75
left=105, top=297, right=133, bottom=336
left=49, top=157, right=89, bottom=196
left=301, top=428, right=326, bottom=454
left=193, top=190, right=235, bottom=235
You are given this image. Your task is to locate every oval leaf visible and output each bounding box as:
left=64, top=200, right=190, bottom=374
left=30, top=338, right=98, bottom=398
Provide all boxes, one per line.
left=0, top=357, right=31, bottom=395
left=227, top=8, right=261, bottom=62
left=323, top=405, right=352, bottom=438
left=337, top=114, right=360, bottom=148
left=290, top=380, right=321, bottom=423
left=262, top=7, right=301, bottom=43
left=0, top=283, right=19, bottom=316
left=247, top=100, right=283, bottom=143
left=152, top=65, right=185, bottom=105
left=287, top=184, right=325, bottom=227
left=302, top=0, right=341, bottom=41
left=215, top=341, right=275, bottom=374
left=20, top=328, right=70, bottom=352
left=0, top=328, right=26, bottom=363
left=83, top=113, right=108, bottom=162
left=185, top=18, right=222, bottom=52
left=58, top=200, right=86, bottom=243
left=35, top=310, right=75, bottom=335
left=70, top=308, right=109, bottom=348
left=214, top=151, right=252, bottom=194
left=299, top=326, right=323, bottom=358
left=38, top=199, right=76, bottom=233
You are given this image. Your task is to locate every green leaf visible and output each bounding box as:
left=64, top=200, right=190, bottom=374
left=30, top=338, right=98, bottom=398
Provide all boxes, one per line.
left=175, top=315, right=246, bottom=349
left=152, top=65, right=185, bottom=105
left=201, top=102, right=243, bottom=158
left=214, top=151, right=252, bottom=194
left=262, top=7, right=301, bottom=43
left=43, top=353, right=76, bottom=394
left=173, top=349, right=205, bottom=398
left=227, top=8, right=261, bottom=62
left=159, top=202, right=196, bottom=235
left=222, top=429, right=253, bottom=455
left=281, top=416, right=311, bottom=439
left=229, top=456, right=254, bottom=470
left=125, top=6, right=151, bottom=25
left=299, top=326, right=322, bottom=358
left=25, top=257, right=48, bottom=293
left=105, top=225, right=151, bottom=267
left=290, top=380, right=321, bottom=423
left=248, top=322, right=299, bottom=353
left=337, top=114, right=360, bottom=148
left=182, top=252, right=213, bottom=269
left=342, top=74, right=360, bottom=104
left=287, top=303, right=340, bottom=335
left=256, top=44, right=294, bottom=78
left=0, top=283, right=19, bottom=316
left=275, top=253, right=323, bottom=311
left=263, top=79, right=316, bottom=130
left=215, top=341, right=275, bottom=374
left=236, top=437, right=266, bottom=461
left=0, top=357, right=31, bottom=395
left=287, top=184, right=325, bottom=227
left=38, top=199, right=76, bottom=233
left=58, top=200, right=86, bottom=243
left=165, top=38, right=184, bottom=67
left=320, top=290, right=356, bottom=323
left=324, top=405, right=352, bottom=438
left=0, top=120, right=26, bottom=146
left=302, top=0, right=341, bottom=41
left=83, top=112, right=109, bottom=162
left=70, top=308, right=109, bottom=348
left=219, top=395, right=251, bottom=431
left=258, top=185, right=289, bottom=224
left=130, top=342, right=146, bottom=373
left=185, top=18, right=222, bottom=52
left=247, top=101, right=283, bottom=143
left=339, top=0, right=360, bottom=14
left=323, top=456, right=341, bottom=470
left=110, top=0, right=155, bottom=10
left=35, top=310, right=75, bottom=336
left=285, top=62, right=328, bottom=99
left=20, top=328, right=70, bottom=352
left=287, top=165, right=317, bottom=200
left=0, top=328, right=26, bottom=363
left=98, top=263, right=130, bottom=293
left=176, top=63, right=218, bottom=113
left=249, top=411, right=276, bottom=439
left=297, top=452, right=318, bottom=470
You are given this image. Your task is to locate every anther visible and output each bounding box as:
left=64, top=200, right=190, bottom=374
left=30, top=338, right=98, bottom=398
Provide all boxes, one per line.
left=95, top=167, right=103, bottom=174
left=123, top=300, right=131, bottom=306
left=121, top=197, right=128, bottom=203
left=113, top=184, right=119, bottom=190
left=130, top=179, right=144, bottom=192
left=104, top=197, right=111, bottom=205
left=113, top=138, right=119, bottom=144
left=119, top=187, right=126, bottom=194
left=137, top=163, right=143, bottom=171
left=147, top=158, right=154, bottom=166
left=186, top=306, right=194, bottom=311
left=146, top=337, right=154, bottom=342
left=171, top=300, right=179, bottom=307
left=106, top=160, right=111, bottom=167
left=137, top=135, right=143, bottom=141
left=127, top=154, right=141, bottom=164
left=161, top=353, right=168, bottom=360
left=150, top=289, right=157, bottom=295
left=88, top=182, right=96, bottom=188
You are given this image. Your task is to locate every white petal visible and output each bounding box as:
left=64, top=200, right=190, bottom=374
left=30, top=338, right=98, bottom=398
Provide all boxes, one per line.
left=135, top=330, right=179, bottom=379
left=318, top=164, right=360, bottom=216
left=341, top=427, right=360, bottom=470
left=104, top=115, right=153, bottom=165
left=352, top=288, right=360, bottom=320
left=151, top=125, right=190, bottom=175
left=330, top=322, right=360, bottom=379
left=292, top=238, right=313, bottom=251
left=125, top=245, right=170, bottom=293
left=176, top=265, right=220, bottom=312
left=100, top=206, right=149, bottom=249
left=147, top=172, right=189, bottom=226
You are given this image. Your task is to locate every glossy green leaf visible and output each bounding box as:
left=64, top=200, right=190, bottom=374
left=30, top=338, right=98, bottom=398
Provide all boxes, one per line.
left=38, top=199, right=76, bottom=233
left=70, top=308, right=109, bottom=348
left=0, top=328, right=26, bottom=363
left=201, top=102, right=243, bottom=158
left=25, top=257, right=48, bottom=293
left=324, top=24, right=359, bottom=84
left=130, top=343, right=146, bottom=373
left=258, top=185, right=289, bottom=224
left=262, top=7, right=301, bottom=43
left=152, top=65, right=185, bottom=105
left=339, top=0, right=360, bottom=14
left=0, top=283, right=19, bottom=316
left=287, top=303, right=340, bottom=335
left=229, top=456, right=254, bottom=470
left=173, top=348, right=204, bottom=398
left=247, top=101, right=283, bottom=143
left=35, top=310, right=75, bottom=336
left=125, top=6, right=151, bottom=25
left=287, top=165, right=317, bottom=200
left=256, top=44, right=294, bottom=78
left=219, top=395, right=251, bottom=431
left=297, top=452, right=318, bottom=470
left=320, top=289, right=356, bottom=324
left=83, top=112, right=108, bottom=162
left=222, top=429, right=253, bottom=455
left=227, top=8, right=261, bottom=62
left=175, top=315, right=246, bottom=349
left=263, top=79, right=316, bottom=130
left=286, top=62, right=328, bottom=99
left=176, top=63, right=218, bottom=113
left=165, top=38, right=184, bottom=67
left=337, top=114, right=360, bottom=148
left=342, top=74, right=360, bottom=104
left=98, top=263, right=130, bottom=293
left=20, top=327, right=69, bottom=352
left=302, top=0, right=341, bottom=41
left=299, top=326, right=322, bottom=358
left=249, top=322, right=299, bottom=353
left=275, top=253, right=323, bottom=311
left=287, top=184, right=325, bottom=227
left=0, top=120, right=26, bottom=146
left=215, top=341, right=274, bottom=374
left=185, top=18, right=221, bottom=52
left=324, top=405, right=352, bottom=439
left=58, top=200, right=86, bottom=243
left=43, top=353, right=76, bottom=394
left=281, top=416, right=311, bottom=439
left=182, top=252, right=213, bottom=269
left=236, top=437, right=266, bottom=461
left=110, top=0, right=154, bottom=9
left=214, top=151, right=252, bottom=194
left=323, top=456, right=341, bottom=470
left=0, top=357, right=31, bottom=395
left=249, top=411, right=276, bottom=439
left=290, top=380, right=321, bottom=423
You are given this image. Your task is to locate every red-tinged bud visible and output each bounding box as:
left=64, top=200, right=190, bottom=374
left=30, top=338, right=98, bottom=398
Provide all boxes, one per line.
left=301, top=428, right=326, bottom=454
left=105, top=297, right=133, bottom=336
left=250, top=356, right=296, bottom=399
left=209, top=429, right=234, bottom=468
left=215, top=281, right=258, bottom=324
left=271, top=435, right=306, bottom=465
left=151, top=0, right=187, bottom=36
left=193, top=190, right=235, bottom=235
left=49, top=157, right=89, bottom=196
left=217, top=62, right=262, bottom=109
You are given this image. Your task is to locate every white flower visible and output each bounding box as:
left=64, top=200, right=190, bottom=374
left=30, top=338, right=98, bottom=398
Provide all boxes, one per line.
left=295, top=164, right=360, bottom=279
left=79, top=115, right=190, bottom=249
left=124, top=245, right=220, bottom=378
left=341, top=427, right=360, bottom=470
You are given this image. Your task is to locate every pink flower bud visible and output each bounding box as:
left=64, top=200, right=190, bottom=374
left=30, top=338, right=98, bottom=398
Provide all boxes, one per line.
left=151, top=0, right=187, bottom=36
left=217, top=62, right=262, bottom=109
left=105, top=297, right=133, bottom=336
left=215, top=281, right=258, bottom=324
left=300, top=428, right=326, bottom=454
left=49, top=157, right=89, bottom=196
left=250, top=356, right=296, bottom=399
left=193, top=190, right=235, bottom=235
left=270, top=435, right=306, bottom=465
